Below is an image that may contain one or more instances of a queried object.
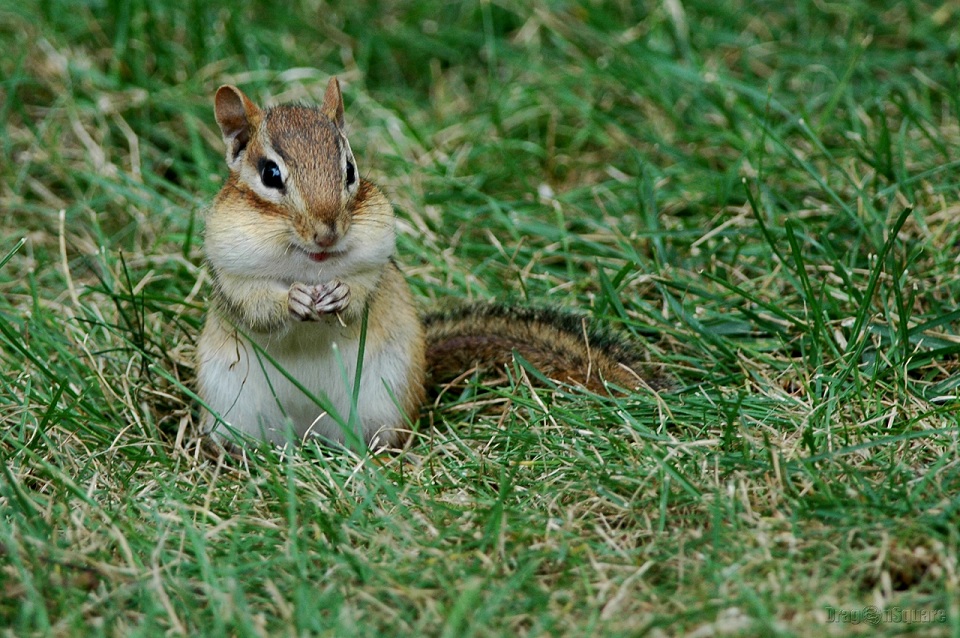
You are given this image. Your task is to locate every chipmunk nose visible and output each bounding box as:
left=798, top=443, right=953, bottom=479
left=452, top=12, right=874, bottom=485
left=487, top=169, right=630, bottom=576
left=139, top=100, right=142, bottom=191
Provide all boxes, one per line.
left=312, top=225, right=338, bottom=249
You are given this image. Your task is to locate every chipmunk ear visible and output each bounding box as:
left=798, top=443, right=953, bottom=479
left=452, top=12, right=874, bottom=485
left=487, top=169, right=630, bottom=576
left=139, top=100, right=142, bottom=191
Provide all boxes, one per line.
left=320, top=77, right=345, bottom=128
left=214, top=85, right=262, bottom=166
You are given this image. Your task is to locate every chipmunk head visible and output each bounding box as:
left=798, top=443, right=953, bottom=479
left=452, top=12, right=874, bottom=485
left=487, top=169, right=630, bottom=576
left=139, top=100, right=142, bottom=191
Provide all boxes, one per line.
left=213, top=78, right=359, bottom=257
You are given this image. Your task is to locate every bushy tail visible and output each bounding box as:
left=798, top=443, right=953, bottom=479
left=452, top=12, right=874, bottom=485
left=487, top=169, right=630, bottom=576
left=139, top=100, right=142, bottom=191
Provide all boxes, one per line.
left=423, top=303, right=671, bottom=393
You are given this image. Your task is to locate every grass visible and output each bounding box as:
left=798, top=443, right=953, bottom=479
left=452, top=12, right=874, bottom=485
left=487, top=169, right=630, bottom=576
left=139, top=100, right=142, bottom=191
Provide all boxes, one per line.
left=2, top=0, right=960, bottom=635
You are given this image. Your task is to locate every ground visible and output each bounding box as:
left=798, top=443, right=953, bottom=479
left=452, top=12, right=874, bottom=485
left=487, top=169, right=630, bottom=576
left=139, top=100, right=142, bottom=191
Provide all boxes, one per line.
left=1, top=1, right=958, bottom=636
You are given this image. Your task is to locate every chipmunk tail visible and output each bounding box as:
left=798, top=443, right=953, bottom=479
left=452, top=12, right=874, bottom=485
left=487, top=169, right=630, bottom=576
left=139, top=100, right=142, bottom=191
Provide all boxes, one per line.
left=422, top=303, right=671, bottom=394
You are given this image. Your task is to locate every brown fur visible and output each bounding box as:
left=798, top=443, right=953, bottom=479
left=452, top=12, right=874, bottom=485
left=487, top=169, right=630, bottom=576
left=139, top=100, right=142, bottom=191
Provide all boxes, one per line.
left=424, top=304, right=671, bottom=393
left=364, top=263, right=427, bottom=443
left=214, top=174, right=286, bottom=218
left=199, top=78, right=668, bottom=451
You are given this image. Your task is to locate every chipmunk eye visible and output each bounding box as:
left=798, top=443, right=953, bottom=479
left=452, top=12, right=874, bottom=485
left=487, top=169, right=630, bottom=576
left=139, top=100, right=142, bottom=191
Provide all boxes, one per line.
left=259, top=160, right=284, bottom=189
left=345, top=161, right=356, bottom=187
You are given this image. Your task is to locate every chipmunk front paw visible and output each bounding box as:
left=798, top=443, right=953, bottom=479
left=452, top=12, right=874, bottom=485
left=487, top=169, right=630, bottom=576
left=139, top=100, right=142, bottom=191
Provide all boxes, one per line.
left=313, top=280, right=350, bottom=314
left=288, top=281, right=350, bottom=321
left=288, top=283, right=318, bottom=321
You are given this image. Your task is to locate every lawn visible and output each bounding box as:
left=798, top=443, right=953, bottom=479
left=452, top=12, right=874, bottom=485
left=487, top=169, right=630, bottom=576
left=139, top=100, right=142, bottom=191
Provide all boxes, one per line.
left=1, top=0, right=959, bottom=635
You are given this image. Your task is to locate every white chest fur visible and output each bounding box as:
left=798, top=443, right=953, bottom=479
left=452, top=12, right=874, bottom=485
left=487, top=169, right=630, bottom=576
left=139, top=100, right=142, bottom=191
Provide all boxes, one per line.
left=198, top=316, right=411, bottom=447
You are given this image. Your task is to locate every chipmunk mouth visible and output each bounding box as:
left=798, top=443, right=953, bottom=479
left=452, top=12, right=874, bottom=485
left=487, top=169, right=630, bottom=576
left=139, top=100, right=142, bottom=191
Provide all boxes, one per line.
left=292, top=244, right=344, bottom=263
left=301, top=248, right=345, bottom=263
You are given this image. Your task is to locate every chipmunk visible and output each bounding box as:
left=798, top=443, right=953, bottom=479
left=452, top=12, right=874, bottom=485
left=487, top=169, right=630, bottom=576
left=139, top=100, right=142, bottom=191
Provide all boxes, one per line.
left=196, top=78, right=668, bottom=449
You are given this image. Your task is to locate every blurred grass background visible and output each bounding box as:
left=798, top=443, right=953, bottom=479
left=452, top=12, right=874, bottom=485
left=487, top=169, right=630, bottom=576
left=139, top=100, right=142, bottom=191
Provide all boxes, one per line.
left=2, top=0, right=960, bottom=635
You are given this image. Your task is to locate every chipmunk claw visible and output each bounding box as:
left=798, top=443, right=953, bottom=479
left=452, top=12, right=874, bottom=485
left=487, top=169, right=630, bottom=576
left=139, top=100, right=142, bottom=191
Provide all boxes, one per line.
left=289, top=283, right=320, bottom=321
left=313, top=280, right=350, bottom=314
left=288, top=281, right=351, bottom=321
